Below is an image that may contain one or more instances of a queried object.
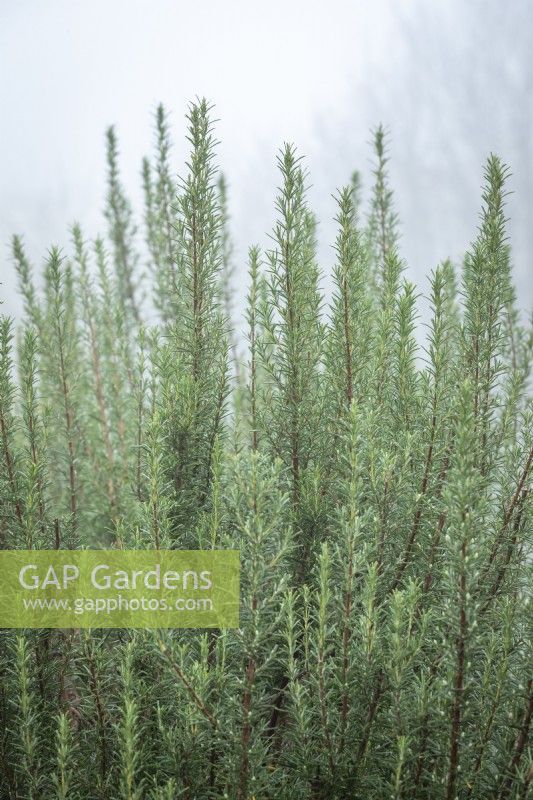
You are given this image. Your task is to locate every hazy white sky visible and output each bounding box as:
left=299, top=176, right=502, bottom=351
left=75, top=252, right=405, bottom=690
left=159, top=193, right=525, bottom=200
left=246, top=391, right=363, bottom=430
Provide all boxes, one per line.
left=1, top=0, right=531, bottom=322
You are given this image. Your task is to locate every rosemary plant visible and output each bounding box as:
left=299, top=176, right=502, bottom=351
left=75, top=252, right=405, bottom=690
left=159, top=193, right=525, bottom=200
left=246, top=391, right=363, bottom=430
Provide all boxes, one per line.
left=0, top=99, right=531, bottom=800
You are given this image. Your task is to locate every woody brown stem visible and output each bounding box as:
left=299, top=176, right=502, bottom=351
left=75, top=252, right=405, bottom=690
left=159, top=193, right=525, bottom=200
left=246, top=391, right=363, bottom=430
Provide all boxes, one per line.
left=237, top=597, right=257, bottom=800
left=446, top=527, right=468, bottom=800
left=498, top=680, right=532, bottom=800
left=159, top=642, right=217, bottom=728
left=486, top=446, right=533, bottom=570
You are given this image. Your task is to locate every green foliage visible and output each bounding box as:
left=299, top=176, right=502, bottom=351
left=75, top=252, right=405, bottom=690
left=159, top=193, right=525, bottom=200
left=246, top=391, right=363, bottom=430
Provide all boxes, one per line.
left=0, top=99, right=531, bottom=799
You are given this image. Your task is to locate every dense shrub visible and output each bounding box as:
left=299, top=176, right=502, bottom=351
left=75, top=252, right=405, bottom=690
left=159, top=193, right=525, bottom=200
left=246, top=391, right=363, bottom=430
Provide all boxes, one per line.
left=0, top=99, right=531, bottom=799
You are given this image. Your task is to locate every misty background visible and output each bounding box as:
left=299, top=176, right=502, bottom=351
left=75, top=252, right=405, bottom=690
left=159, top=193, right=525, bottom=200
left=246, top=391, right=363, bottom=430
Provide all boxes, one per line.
left=0, top=0, right=531, bottom=328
